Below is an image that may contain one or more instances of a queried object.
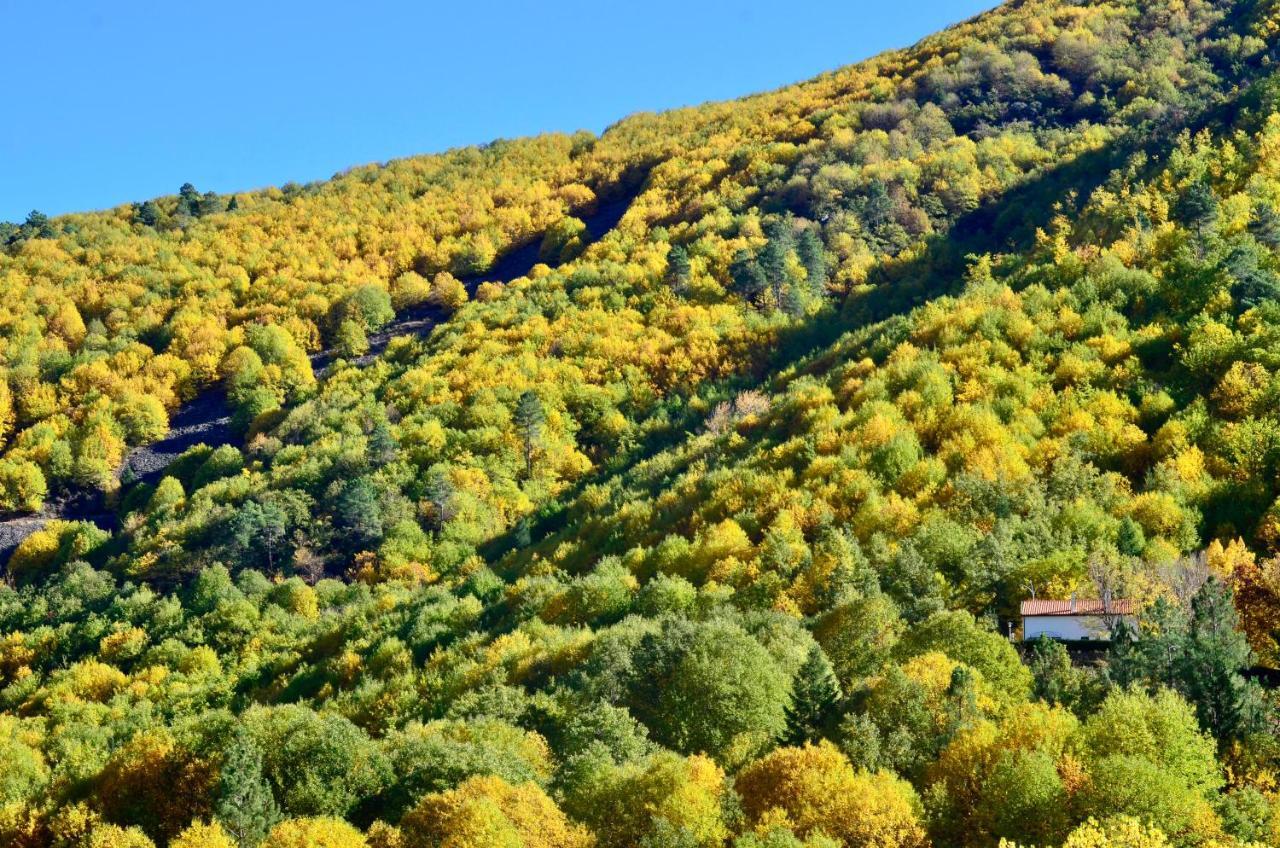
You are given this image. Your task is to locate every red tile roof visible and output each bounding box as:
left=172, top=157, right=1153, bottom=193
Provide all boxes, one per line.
left=1020, top=599, right=1136, bottom=617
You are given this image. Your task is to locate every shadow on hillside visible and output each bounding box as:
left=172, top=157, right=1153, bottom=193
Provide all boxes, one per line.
left=482, top=76, right=1274, bottom=573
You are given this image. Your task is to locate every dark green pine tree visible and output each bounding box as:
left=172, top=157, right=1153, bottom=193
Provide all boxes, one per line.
left=1248, top=202, right=1280, bottom=248
left=796, top=228, right=828, bottom=297
left=24, top=209, right=55, bottom=239
left=729, top=248, right=767, bottom=303
left=759, top=217, right=796, bottom=306
left=1176, top=179, right=1219, bottom=235
left=667, top=244, right=692, bottom=295
left=366, top=418, right=397, bottom=466
left=511, top=515, right=533, bottom=549
left=781, top=282, right=807, bottom=318
left=214, top=728, right=280, bottom=848
left=514, top=390, right=545, bottom=478
left=334, top=477, right=384, bottom=553
left=1181, top=577, right=1265, bottom=742
left=198, top=190, right=226, bottom=217
left=227, top=500, right=289, bottom=573
left=861, top=179, right=894, bottom=230
left=784, top=643, right=842, bottom=744
left=133, top=200, right=163, bottom=227
left=1116, top=516, right=1146, bottom=557
left=425, top=467, right=455, bottom=532
left=1111, top=577, right=1265, bottom=743
left=942, top=664, right=980, bottom=746
left=178, top=182, right=201, bottom=216
left=1226, top=244, right=1280, bottom=310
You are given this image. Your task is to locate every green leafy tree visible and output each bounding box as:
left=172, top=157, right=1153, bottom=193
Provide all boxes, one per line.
left=896, top=610, right=1031, bottom=704
left=540, top=215, right=588, bottom=264
left=812, top=592, right=902, bottom=688
left=631, top=618, right=790, bottom=765
left=1076, top=688, right=1223, bottom=797
left=374, top=718, right=551, bottom=823
left=245, top=704, right=391, bottom=818
left=334, top=319, right=369, bottom=357
left=340, top=284, right=395, bottom=332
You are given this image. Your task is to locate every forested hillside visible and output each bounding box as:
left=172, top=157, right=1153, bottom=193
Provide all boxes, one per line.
left=4, top=1, right=1280, bottom=846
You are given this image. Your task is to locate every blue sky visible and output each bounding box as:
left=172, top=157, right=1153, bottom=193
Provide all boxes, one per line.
left=1, top=0, right=995, bottom=222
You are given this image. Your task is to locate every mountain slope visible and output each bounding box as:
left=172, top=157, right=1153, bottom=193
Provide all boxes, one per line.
left=3, top=2, right=1280, bottom=847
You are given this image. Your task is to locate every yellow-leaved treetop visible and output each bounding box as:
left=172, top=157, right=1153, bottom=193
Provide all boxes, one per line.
left=1060, top=816, right=1173, bottom=848
left=259, top=817, right=370, bottom=848
left=399, top=775, right=594, bottom=848
left=734, top=741, right=928, bottom=848
left=170, top=820, right=237, bottom=848
left=82, top=823, right=156, bottom=848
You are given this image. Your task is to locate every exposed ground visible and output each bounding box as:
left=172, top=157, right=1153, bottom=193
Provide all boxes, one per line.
left=0, top=186, right=641, bottom=567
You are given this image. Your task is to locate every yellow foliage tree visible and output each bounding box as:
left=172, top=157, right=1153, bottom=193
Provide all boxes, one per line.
left=170, top=820, right=237, bottom=848
left=400, top=775, right=593, bottom=848
left=6, top=520, right=70, bottom=583
left=259, top=817, right=370, bottom=848
left=96, top=729, right=216, bottom=844
left=0, top=379, right=12, bottom=447
left=1205, top=539, right=1280, bottom=665
left=1061, top=816, right=1172, bottom=848
left=367, top=821, right=406, bottom=848
left=82, top=824, right=156, bottom=848
left=735, top=741, right=927, bottom=848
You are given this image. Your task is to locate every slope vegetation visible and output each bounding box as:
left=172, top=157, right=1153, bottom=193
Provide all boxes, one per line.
left=3, top=2, right=1280, bottom=847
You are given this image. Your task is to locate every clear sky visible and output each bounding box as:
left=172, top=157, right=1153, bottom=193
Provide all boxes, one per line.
left=1, top=0, right=995, bottom=222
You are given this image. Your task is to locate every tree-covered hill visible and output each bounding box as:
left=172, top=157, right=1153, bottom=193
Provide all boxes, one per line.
left=4, top=1, right=1280, bottom=846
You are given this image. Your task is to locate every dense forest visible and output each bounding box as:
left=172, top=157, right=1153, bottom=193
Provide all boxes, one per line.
left=4, top=0, right=1280, bottom=845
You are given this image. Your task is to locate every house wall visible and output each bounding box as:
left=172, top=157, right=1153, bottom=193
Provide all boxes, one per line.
left=1023, top=615, right=1134, bottom=641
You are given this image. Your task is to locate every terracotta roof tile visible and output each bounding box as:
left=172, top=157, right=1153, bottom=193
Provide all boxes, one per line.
left=1020, top=599, right=1136, bottom=617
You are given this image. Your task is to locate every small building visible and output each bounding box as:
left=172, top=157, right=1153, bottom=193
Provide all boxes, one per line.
left=1021, top=598, right=1137, bottom=641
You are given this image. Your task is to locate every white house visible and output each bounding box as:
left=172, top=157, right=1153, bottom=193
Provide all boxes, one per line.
left=1021, top=598, right=1137, bottom=641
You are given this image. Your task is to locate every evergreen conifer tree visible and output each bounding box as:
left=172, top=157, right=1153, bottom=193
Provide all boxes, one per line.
left=514, top=390, right=545, bottom=478
left=214, top=728, right=280, bottom=847
left=784, top=643, right=841, bottom=744
left=667, top=244, right=691, bottom=294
